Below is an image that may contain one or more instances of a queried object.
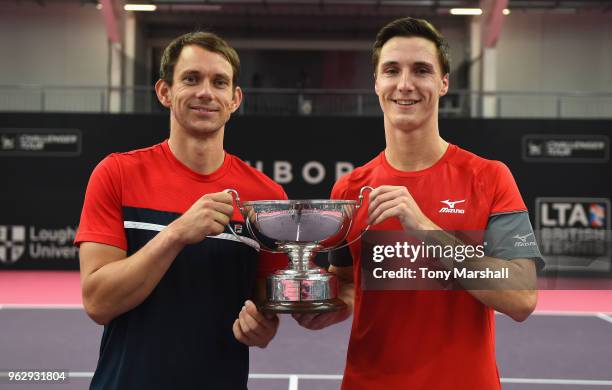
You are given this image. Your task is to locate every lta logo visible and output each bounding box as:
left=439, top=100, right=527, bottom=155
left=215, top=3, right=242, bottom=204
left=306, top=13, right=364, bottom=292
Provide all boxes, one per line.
left=0, top=226, right=26, bottom=264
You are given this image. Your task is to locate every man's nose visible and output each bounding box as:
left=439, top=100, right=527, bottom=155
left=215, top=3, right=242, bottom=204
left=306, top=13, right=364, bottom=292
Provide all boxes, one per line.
left=397, top=71, right=415, bottom=93
left=196, top=80, right=214, bottom=99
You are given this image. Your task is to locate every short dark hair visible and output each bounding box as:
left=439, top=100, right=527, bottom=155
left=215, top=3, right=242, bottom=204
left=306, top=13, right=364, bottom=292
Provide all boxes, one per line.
left=373, top=17, right=450, bottom=76
left=159, top=31, right=240, bottom=89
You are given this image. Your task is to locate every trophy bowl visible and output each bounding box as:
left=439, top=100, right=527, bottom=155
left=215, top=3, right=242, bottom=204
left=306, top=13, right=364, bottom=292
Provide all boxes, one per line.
left=226, top=189, right=370, bottom=313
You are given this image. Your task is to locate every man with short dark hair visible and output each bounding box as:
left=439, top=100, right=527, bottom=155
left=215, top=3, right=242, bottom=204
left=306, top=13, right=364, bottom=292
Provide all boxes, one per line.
left=293, top=17, right=543, bottom=389
left=76, top=31, right=286, bottom=389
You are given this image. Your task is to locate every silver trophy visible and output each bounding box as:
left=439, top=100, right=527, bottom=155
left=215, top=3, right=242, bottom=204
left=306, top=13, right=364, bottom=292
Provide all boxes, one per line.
left=225, top=187, right=371, bottom=313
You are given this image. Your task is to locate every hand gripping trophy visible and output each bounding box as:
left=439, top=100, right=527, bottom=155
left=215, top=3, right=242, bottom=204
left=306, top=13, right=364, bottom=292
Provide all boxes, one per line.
left=225, top=187, right=372, bottom=313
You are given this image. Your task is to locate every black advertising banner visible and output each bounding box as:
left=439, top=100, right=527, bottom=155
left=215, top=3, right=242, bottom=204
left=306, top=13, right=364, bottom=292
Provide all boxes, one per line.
left=0, top=113, right=610, bottom=275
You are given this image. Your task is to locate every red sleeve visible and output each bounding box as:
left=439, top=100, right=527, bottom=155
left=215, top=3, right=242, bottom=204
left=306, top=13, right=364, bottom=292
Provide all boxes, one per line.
left=74, top=155, right=127, bottom=250
left=327, top=175, right=355, bottom=267
left=489, top=161, right=527, bottom=215
left=256, top=183, right=289, bottom=278
left=330, top=173, right=350, bottom=200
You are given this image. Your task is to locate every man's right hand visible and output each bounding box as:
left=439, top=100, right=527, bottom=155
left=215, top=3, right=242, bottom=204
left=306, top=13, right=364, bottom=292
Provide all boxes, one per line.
left=168, top=191, right=235, bottom=245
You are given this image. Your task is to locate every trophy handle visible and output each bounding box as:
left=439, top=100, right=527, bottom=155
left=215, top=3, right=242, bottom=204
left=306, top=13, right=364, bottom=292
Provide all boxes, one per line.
left=357, top=185, right=374, bottom=209
left=322, top=185, right=374, bottom=252
left=223, top=188, right=284, bottom=253
left=223, top=188, right=257, bottom=250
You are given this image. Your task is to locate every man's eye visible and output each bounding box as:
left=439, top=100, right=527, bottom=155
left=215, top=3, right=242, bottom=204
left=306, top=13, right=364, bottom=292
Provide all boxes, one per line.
left=384, top=68, right=398, bottom=75
left=184, top=76, right=197, bottom=84
left=215, top=79, right=229, bottom=87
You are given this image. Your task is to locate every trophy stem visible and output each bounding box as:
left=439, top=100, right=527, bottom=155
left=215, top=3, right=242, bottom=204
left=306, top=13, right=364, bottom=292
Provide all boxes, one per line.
left=278, top=243, right=322, bottom=271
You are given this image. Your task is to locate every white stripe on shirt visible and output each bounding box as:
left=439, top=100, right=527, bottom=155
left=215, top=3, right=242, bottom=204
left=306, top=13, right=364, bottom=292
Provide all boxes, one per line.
left=124, top=221, right=260, bottom=251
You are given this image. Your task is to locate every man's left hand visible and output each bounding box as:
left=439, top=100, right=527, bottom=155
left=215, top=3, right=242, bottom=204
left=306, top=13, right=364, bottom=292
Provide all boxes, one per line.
left=368, top=185, right=437, bottom=231
left=233, top=300, right=279, bottom=348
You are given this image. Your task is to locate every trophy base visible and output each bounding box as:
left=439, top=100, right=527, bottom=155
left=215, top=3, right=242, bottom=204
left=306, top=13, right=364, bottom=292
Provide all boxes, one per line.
left=260, top=298, right=347, bottom=314
left=266, top=268, right=345, bottom=313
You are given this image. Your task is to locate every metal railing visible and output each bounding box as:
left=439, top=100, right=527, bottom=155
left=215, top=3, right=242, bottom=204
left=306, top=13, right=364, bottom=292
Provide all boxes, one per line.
left=1, top=85, right=611, bottom=119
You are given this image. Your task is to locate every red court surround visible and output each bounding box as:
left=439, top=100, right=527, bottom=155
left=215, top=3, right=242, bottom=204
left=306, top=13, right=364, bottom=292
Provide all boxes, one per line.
left=0, top=271, right=82, bottom=305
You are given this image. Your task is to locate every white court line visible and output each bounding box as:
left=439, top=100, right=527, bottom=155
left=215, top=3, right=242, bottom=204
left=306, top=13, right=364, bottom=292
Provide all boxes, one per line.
left=502, top=311, right=612, bottom=317
left=67, top=372, right=94, bottom=378
left=249, top=374, right=295, bottom=379
left=502, top=378, right=612, bottom=386
left=288, top=375, right=298, bottom=390
left=533, top=311, right=612, bottom=317
left=20, top=372, right=612, bottom=386
left=596, top=312, right=612, bottom=324
left=248, top=374, right=342, bottom=380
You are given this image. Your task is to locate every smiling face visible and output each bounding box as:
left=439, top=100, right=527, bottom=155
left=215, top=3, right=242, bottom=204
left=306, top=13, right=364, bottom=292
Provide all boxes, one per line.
left=374, top=36, right=448, bottom=133
left=155, top=44, right=242, bottom=137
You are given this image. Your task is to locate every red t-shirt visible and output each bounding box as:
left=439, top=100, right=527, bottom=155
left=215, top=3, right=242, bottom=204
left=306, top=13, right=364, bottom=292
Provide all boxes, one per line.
left=332, top=144, right=527, bottom=390
left=75, top=140, right=288, bottom=388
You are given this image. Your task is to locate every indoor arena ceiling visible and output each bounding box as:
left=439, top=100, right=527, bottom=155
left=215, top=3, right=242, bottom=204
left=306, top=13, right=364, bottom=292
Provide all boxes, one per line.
left=123, top=0, right=612, bottom=13
left=16, top=0, right=612, bottom=40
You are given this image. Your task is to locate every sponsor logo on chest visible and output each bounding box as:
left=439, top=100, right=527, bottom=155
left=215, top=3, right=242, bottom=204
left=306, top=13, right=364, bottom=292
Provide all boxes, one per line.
left=439, top=199, right=466, bottom=214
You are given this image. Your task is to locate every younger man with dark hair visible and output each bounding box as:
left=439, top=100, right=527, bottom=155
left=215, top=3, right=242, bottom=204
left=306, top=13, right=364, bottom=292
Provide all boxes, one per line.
left=294, top=17, right=543, bottom=389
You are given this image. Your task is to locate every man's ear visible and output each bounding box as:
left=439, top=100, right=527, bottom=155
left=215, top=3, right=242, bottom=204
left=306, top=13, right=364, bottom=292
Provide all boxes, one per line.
left=231, top=86, right=243, bottom=113
left=374, top=72, right=380, bottom=96
left=439, top=73, right=449, bottom=97
left=155, top=79, right=172, bottom=108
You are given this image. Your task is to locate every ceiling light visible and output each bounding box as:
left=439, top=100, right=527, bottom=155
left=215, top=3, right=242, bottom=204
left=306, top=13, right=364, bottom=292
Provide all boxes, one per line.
left=124, top=4, right=157, bottom=11
left=450, top=8, right=483, bottom=15
left=503, top=8, right=511, bottom=15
